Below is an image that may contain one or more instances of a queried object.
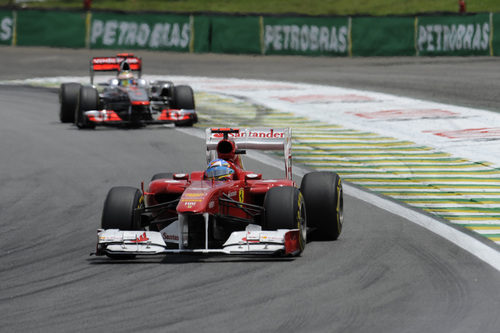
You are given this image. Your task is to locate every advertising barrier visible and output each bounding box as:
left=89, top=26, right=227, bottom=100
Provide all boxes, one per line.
left=3, top=8, right=500, bottom=57
left=416, top=13, right=491, bottom=56
left=492, top=13, right=500, bottom=56
left=0, top=9, right=13, bottom=46
left=192, top=15, right=210, bottom=53
left=209, top=15, right=261, bottom=54
left=351, top=17, right=415, bottom=56
left=263, top=16, right=349, bottom=56
left=16, top=10, right=86, bottom=48
left=89, top=12, right=192, bottom=52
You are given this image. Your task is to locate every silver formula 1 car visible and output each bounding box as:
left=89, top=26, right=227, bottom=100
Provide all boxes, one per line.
left=59, top=53, right=197, bottom=129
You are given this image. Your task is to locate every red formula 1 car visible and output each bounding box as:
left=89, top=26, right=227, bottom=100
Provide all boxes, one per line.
left=59, top=53, right=197, bottom=129
left=95, top=128, right=343, bottom=259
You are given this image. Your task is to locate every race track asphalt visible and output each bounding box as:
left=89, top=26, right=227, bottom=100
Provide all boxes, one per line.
left=0, top=47, right=499, bottom=332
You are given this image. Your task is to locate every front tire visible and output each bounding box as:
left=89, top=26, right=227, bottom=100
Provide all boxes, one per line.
left=75, top=86, right=99, bottom=129
left=101, top=186, right=143, bottom=231
left=300, top=172, right=343, bottom=240
left=59, top=83, right=81, bottom=123
left=172, top=85, right=195, bottom=110
left=174, top=118, right=195, bottom=127
left=264, top=186, right=306, bottom=252
left=101, top=186, right=143, bottom=259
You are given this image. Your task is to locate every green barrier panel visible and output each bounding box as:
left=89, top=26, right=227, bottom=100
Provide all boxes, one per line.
left=90, top=12, right=191, bottom=51
left=489, top=13, right=499, bottom=56
left=0, top=10, right=13, bottom=45
left=16, top=10, right=86, bottom=48
left=417, top=14, right=491, bottom=56
left=192, top=15, right=210, bottom=53
left=351, top=17, right=414, bottom=56
left=210, top=16, right=260, bottom=54
left=263, top=16, right=349, bottom=56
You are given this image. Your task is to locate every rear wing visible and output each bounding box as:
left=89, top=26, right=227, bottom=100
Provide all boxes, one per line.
left=206, top=128, right=292, bottom=180
left=90, top=53, right=142, bottom=84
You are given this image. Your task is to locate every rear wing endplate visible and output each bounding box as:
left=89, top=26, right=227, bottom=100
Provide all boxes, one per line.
left=206, top=128, right=293, bottom=180
left=90, top=53, right=142, bottom=84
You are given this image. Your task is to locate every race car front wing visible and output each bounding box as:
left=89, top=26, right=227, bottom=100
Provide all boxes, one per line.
left=84, top=109, right=197, bottom=126
left=95, top=225, right=302, bottom=257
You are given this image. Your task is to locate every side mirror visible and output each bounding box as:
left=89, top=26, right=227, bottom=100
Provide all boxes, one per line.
left=245, top=173, right=262, bottom=181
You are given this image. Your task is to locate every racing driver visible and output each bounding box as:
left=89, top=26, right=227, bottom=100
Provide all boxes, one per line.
left=205, top=159, right=235, bottom=181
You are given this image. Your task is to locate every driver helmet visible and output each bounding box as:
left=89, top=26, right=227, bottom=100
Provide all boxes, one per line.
left=205, top=159, right=234, bottom=180
left=118, top=70, right=134, bottom=87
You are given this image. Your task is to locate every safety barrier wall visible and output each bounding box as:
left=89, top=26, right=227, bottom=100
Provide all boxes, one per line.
left=351, top=17, right=415, bottom=56
left=2, top=9, right=500, bottom=57
left=262, top=16, right=349, bottom=56
left=89, top=12, right=192, bottom=51
left=416, top=13, right=492, bottom=56
left=493, top=14, right=500, bottom=56
left=0, top=9, right=13, bottom=45
left=210, top=16, right=261, bottom=54
left=17, top=10, right=86, bottom=48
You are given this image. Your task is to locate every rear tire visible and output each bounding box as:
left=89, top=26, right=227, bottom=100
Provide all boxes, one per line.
left=59, top=83, right=80, bottom=123
left=75, top=86, right=99, bottom=129
left=264, top=186, right=306, bottom=251
left=300, top=172, right=343, bottom=240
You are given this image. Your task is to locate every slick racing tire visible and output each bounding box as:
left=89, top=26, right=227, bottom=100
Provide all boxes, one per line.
left=75, top=86, right=98, bottom=129
left=264, top=186, right=306, bottom=251
left=150, top=172, right=174, bottom=181
left=101, top=186, right=143, bottom=231
left=300, top=172, right=343, bottom=241
left=173, top=85, right=196, bottom=127
left=174, top=119, right=195, bottom=127
left=59, top=82, right=81, bottom=123
left=101, top=187, right=143, bottom=259
left=172, top=85, right=195, bottom=110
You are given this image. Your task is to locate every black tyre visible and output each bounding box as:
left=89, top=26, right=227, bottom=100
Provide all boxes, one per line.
left=150, top=172, right=174, bottom=181
left=174, top=118, right=195, bottom=127
left=300, top=172, right=343, bottom=240
left=101, top=186, right=143, bottom=259
left=75, top=86, right=99, bottom=129
left=264, top=186, right=306, bottom=252
left=101, top=186, right=143, bottom=230
left=172, top=85, right=195, bottom=109
left=59, top=82, right=80, bottom=123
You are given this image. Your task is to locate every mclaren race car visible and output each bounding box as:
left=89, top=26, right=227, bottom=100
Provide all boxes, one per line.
left=95, top=127, right=343, bottom=259
left=59, top=53, right=197, bottom=129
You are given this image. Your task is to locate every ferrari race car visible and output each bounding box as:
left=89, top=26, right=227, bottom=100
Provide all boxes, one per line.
left=59, top=53, right=197, bottom=129
left=95, top=127, right=343, bottom=259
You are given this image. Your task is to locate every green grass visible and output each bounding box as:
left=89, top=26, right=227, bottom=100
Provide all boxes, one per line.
left=2, top=0, right=500, bottom=16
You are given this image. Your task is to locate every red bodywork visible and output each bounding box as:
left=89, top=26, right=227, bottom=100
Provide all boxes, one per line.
left=145, top=128, right=295, bottom=227
left=91, top=54, right=141, bottom=73
left=95, top=127, right=304, bottom=257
